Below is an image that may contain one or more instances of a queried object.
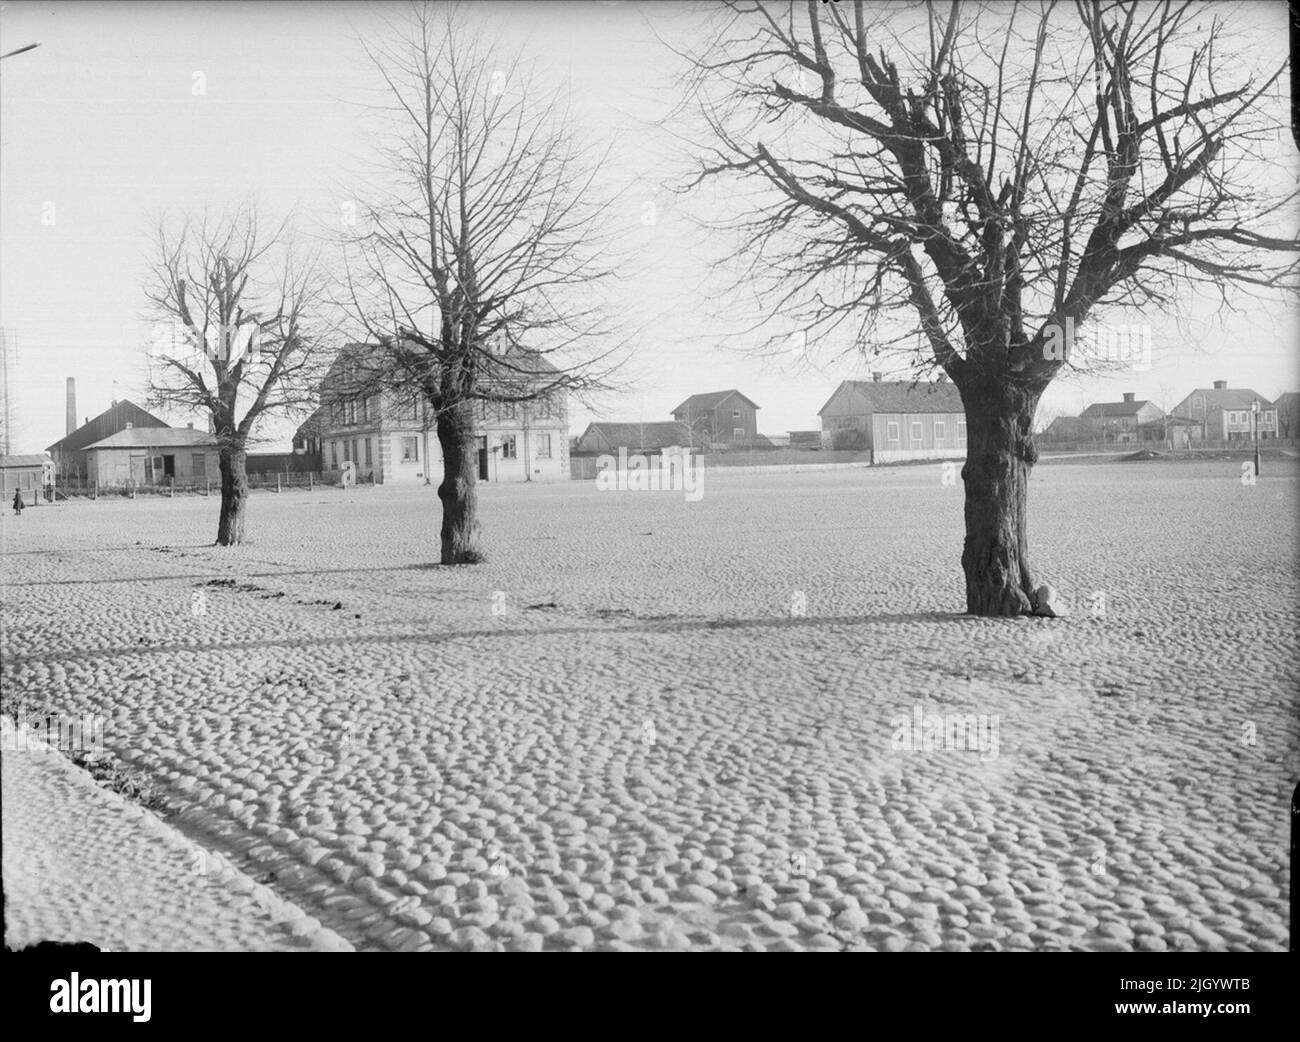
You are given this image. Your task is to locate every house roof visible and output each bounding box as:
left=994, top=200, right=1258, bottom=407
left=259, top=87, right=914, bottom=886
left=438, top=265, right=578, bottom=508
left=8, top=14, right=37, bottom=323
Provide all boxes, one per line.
left=1182, top=387, right=1275, bottom=410
left=1081, top=399, right=1155, bottom=418
left=671, top=390, right=760, bottom=415
left=83, top=427, right=218, bottom=451
left=818, top=379, right=964, bottom=416
left=579, top=421, right=694, bottom=452
left=324, top=337, right=562, bottom=397
left=46, top=400, right=169, bottom=455
left=1272, top=391, right=1299, bottom=411
left=0, top=454, right=50, bottom=468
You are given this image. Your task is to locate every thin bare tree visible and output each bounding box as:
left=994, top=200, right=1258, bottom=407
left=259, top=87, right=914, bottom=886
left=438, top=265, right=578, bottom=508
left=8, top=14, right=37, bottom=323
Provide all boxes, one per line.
left=145, top=206, right=329, bottom=544
left=675, top=0, right=1298, bottom=614
left=340, top=2, right=623, bottom=564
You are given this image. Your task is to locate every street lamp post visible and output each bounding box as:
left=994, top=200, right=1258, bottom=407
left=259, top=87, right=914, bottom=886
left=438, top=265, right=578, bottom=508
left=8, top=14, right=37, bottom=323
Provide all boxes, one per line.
left=1252, top=399, right=1260, bottom=477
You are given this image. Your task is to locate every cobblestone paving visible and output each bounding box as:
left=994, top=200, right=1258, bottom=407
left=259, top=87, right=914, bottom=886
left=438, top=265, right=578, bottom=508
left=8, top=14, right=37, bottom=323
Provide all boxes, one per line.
left=2, top=461, right=1294, bottom=951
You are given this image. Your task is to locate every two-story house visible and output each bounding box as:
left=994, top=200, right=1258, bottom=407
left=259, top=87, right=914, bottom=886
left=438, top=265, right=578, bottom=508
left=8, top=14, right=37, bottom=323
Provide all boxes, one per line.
left=315, top=342, right=570, bottom=484
left=670, top=390, right=760, bottom=448
left=1079, top=393, right=1164, bottom=443
left=818, top=373, right=966, bottom=463
left=1170, top=381, right=1276, bottom=442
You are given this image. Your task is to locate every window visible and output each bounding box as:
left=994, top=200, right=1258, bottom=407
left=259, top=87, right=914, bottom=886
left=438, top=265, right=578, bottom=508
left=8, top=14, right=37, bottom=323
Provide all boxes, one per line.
left=502, top=401, right=517, bottom=420
left=364, top=438, right=373, bottom=466
left=1193, top=395, right=1204, bottom=411
left=501, top=435, right=517, bottom=459
left=956, top=421, right=967, bottom=444
left=351, top=439, right=359, bottom=464
left=400, top=437, right=419, bottom=461
left=332, top=401, right=344, bottom=426
left=192, top=453, right=206, bottom=478
left=345, top=400, right=356, bottom=425
left=330, top=441, right=339, bottom=468
left=537, top=433, right=552, bottom=458
left=360, top=397, right=368, bottom=423
left=934, top=421, right=945, bottom=443
left=910, top=421, right=923, bottom=443
left=533, top=399, right=551, bottom=420
left=732, top=409, right=741, bottom=419
left=733, top=428, right=745, bottom=439
left=886, top=422, right=900, bottom=443
left=403, top=397, right=419, bottom=422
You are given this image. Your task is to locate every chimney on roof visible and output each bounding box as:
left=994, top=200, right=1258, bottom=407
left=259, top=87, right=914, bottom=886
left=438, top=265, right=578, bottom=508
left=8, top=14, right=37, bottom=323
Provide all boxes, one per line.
left=872, top=371, right=882, bottom=382
left=66, top=378, right=76, bottom=435
left=1213, top=380, right=1227, bottom=390
left=1122, top=392, right=1135, bottom=403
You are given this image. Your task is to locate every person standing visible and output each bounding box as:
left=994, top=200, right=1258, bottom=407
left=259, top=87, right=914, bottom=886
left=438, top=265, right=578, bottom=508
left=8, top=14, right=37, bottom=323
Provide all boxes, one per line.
left=12, top=489, right=24, bottom=514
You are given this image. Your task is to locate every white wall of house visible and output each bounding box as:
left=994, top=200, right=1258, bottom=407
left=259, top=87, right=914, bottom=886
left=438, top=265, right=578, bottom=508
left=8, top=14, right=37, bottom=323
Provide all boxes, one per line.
left=871, top=413, right=967, bottom=463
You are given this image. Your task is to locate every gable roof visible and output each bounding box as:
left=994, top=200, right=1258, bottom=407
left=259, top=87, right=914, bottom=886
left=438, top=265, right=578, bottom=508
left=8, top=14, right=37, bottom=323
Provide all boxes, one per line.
left=671, top=390, right=760, bottom=415
left=0, top=454, right=50, bottom=468
left=819, top=379, right=964, bottom=416
left=83, top=427, right=218, bottom=451
left=1081, top=399, right=1156, bottom=418
left=1179, top=387, right=1275, bottom=411
left=578, top=421, right=694, bottom=452
left=46, top=400, right=169, bottom=455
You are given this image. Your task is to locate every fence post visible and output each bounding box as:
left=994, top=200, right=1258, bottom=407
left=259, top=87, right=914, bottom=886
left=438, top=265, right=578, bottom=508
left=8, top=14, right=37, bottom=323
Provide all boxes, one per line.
left=308, top=473, right=313, bottom=492
left=206, top=479, right=210, bottom=497
left=277, top=473, right=282, bottom=494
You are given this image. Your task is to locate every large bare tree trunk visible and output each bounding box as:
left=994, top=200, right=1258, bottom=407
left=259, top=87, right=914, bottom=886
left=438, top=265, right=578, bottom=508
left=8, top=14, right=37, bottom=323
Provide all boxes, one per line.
left=436, top=403, right=483, bottom=564
left=959, top=382, right=1041, bottom=616
left=216, top=445, right=249, bottom=546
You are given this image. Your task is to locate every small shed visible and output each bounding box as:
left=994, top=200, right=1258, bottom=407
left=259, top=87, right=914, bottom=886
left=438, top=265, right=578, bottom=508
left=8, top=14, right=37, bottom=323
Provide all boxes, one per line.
left=83, top=427, right=219, bottom=487
left=0, top=454, right=54, bottom=501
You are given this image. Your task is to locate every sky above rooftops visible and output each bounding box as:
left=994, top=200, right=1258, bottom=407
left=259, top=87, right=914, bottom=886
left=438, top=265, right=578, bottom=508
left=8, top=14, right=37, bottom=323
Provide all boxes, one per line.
left=1, top=1, right=1296, bottom=454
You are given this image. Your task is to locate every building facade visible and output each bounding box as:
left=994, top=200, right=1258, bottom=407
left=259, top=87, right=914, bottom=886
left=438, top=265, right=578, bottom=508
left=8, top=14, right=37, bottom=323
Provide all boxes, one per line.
left=46, top=400, right=169, bottom=481
left=83, top=426, right=219, bottom=486
left=1078, top=393, right=1164, bottom=443
left=315, top=344, right=570, bottom=485
left=819, top=375, right=966, bottom=463
left=1, top=454, right=54, bottom=501
left=1170, top=381, right=1277, bottom=441
left=671, top=390, right=760, bottom=448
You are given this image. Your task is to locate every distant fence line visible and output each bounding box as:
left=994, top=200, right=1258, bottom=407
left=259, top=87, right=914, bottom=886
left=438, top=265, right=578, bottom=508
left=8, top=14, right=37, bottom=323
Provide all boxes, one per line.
left=1035, top=436, right=1300, bottom=454
left=45, top=470, right=355, bottom=500
left=569, top=448, right=871, bottom=479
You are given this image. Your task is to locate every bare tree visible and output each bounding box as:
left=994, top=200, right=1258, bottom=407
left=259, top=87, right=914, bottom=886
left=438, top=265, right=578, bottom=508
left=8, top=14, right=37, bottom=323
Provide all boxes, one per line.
left=676, top=0, right=1298, bottom=614
left=341, top=2, right=622, bottom=564
left=145, top=206, right=328, bottom=545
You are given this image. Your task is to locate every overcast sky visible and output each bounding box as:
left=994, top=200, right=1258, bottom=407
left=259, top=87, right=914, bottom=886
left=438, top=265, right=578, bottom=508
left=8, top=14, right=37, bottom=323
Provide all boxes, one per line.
left=2, top=0, right=1297, bottom=453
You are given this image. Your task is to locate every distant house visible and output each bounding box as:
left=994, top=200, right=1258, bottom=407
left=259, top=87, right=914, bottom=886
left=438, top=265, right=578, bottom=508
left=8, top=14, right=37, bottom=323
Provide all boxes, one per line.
left=1040, top=415, right=1087, bottom=443
left=818, top=374, right=966, bottom=463
left=1079, top=392, right=1164, bottom=443
left=1170, top=381, right=1277, bottom=441
left=1274, top=391, right=1300, bottom=439
left=572, top=421, right=695, bottom=456
left=83, top=426, right=219, bottom=487
left=315, top=340, right=570, bottom=484
left=670, top=390, right=760, bottom=448
left=1, top=454, right=54, bottom=502
left=45, top=400, right=169, bottom=481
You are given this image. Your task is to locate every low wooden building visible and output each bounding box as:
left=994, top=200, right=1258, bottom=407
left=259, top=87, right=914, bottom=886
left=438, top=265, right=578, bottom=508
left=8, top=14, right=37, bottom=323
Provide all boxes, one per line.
left=1, top=454, right=54, bottom=503
left=45, top=400, right=169, bottom=481
left=83, top=426, right=219, bottom=487
left=819, top=375, right=966, bottom=463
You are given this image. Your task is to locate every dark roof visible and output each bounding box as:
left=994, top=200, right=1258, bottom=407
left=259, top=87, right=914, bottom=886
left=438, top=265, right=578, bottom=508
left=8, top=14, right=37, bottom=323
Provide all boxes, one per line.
left=579, top=421, right=694, bottom=452
left=1081, top=399, right=1155, bottom=418
left=1270, top=391, right=1299, bottom=411
left=671, top=390, right=760, bottom=414
left=819, top=379, right=964, bottom=416
left=84, top=428, right=217, bottom=450
left=46, top=400, right=169, bottom=455
left=325, top=338, right=562, bottom=395
left=0, top=454, right=50, bottom=468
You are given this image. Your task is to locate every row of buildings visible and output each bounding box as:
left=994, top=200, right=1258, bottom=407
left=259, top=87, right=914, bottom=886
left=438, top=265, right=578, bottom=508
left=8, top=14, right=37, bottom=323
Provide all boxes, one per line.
left=15, top=361, right=1297, bottom=495
left=1042, top=382, right=1300, bottom=446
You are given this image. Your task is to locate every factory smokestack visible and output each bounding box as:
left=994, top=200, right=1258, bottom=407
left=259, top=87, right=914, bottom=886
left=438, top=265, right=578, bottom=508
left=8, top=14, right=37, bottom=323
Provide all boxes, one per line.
left=66, top=377, right=76, bottom=435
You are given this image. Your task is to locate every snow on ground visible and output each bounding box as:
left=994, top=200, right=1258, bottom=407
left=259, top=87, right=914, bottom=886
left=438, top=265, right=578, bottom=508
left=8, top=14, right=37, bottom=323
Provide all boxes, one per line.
left=1, top=460, right=1295, bottom=951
